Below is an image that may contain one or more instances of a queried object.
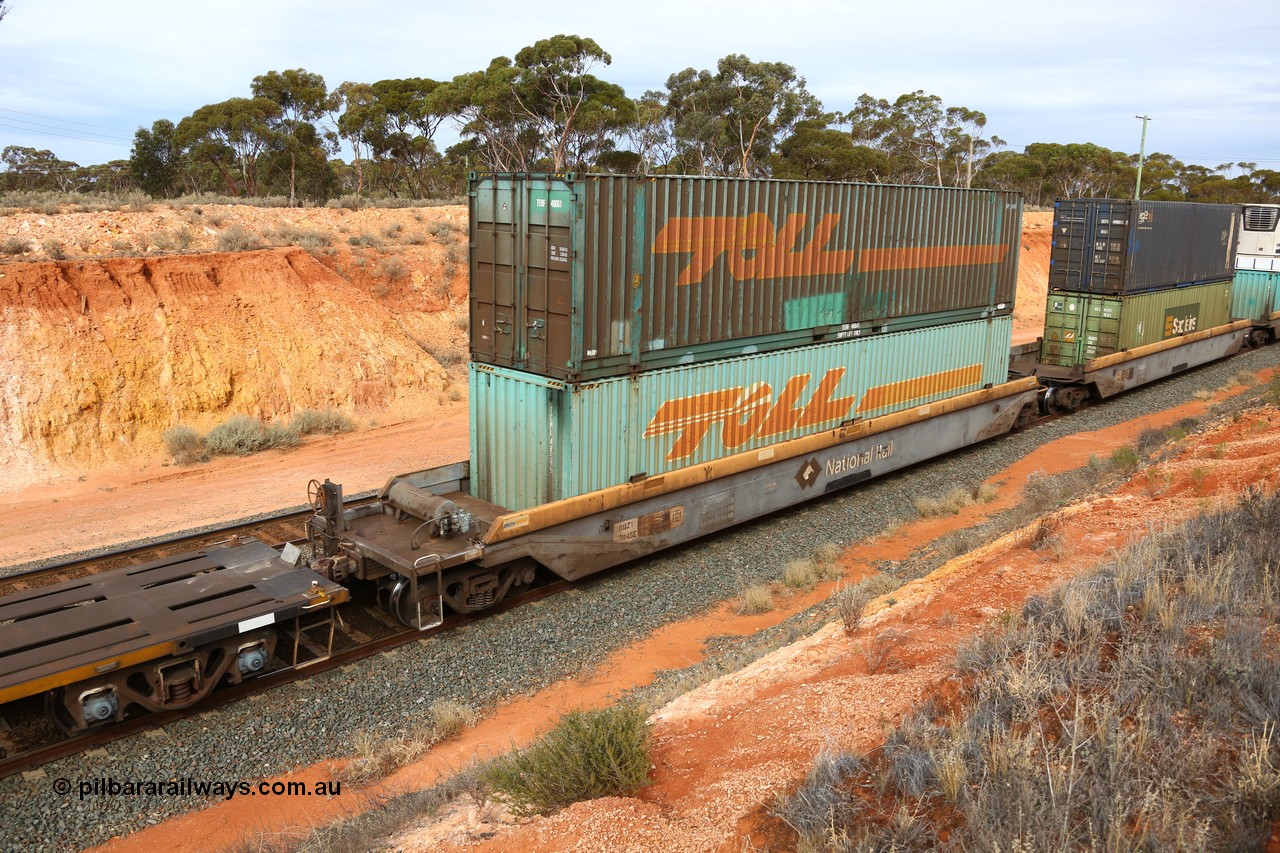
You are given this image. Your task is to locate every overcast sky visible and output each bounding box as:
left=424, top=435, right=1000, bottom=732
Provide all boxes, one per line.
left=1, top=0, right=1278, bottom=173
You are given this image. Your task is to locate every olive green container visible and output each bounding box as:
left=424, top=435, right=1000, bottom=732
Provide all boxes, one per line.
left=1041, top=279, right=1233, bottom=367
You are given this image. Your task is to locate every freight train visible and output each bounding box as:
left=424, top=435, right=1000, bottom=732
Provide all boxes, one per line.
left=2, top=179, right=1275, bottom=734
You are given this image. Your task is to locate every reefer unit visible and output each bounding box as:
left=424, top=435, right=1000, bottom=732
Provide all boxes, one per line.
left=471, top=316, right=1014, bottom=510
left=470, top=173, right=1021, bottom=381
left=1236, top=204, right=1280, bottom=273
left=1040, top=280, right=1233, bottom=367
left=1048, top=199, right=1238, bottom=295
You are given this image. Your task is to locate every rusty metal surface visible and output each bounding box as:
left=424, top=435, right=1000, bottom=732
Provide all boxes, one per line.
left=471, top=317, right=1014, bottom=510
left=0, top=540, right=346, bottom=704
left=471, top=173, right=1021, bottom=380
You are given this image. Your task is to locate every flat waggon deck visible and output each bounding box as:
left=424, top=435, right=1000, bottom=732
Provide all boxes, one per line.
left=0, top=539, right=346, bottom=704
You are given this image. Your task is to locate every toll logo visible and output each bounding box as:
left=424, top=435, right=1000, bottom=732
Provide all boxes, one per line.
left=643, top=368, right=857, bottom=461
left=651, top=213, right=855, bottom=286
left=1163, top=304, right=1200, bottom=338
left=642, top=364, right=984, bottom=461
left=651, top=213, right=1009, bottom=286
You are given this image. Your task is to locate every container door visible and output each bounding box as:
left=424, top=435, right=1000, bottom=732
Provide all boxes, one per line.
left=522, top=182, right=575, bottom=375
left=1043, top=292, right=1087, bottom=366
left=1050, top=200, right=1130, bottom=294
left=471, top=178, right=519, bottom=366
left=1082, top=297, right=1121, bottom=359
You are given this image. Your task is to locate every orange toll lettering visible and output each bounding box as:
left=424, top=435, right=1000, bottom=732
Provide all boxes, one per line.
left=643, top=369, right=857, bottom=460
left=652, top=213, right=856, bottom=286
left=651, top=212, right=1010, bottom=286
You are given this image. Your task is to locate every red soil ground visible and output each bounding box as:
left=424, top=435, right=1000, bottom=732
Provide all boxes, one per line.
left=87, top=377, right=1280, bottom=853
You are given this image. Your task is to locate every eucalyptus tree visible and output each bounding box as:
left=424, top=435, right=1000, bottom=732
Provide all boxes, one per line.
left=0, top=146, right=80, bottom=191
left=770, top=118, right=891, bottom=182
left=176, top=97, right=281, bottom=196
left=368, top=77, right=449, bottom=197
left=623, top=90, right=676, bottom=172
left=440, top=34, right=631, bottom=172
left=251, top=69, right=335, bottom=204
left=331, top=81, right=378, bottom=195
left=130, top=119, right=183, bottom=198
left=843, top=91, right=1000, bottom=187
left=665, top=55, right=821, bottom=177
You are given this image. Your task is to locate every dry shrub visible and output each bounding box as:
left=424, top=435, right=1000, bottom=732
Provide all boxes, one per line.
left=484, top=706, right=651, bottom=817
left=203, top=415, right=298, bottom=455
left=784, top=489, right=1280, bottom=851
left=343, top=700, right=478, bottom=784
left=783, top=558, right=819, bottom=590
left=738, top=584, right=774, bottom=615
left=378, top=255, right=410, bottom=282
left=264, top=224, right=334, bottom=248
left=913, top=483, right=995, bottom=518
left=289, top=408, right=355, bottom=436
left=836, top=580, right=876, bottom=634
left=162, top=424, right=208, bottom=465
left=217, top=224, right=263, bottom=252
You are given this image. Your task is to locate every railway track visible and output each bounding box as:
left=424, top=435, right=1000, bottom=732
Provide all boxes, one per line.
left=0, top=577, right=568, bottom=779
left=0, top=495, right=380, bottom=596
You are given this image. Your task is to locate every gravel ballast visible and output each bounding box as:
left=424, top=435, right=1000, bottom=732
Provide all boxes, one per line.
left=3, top=344, right=1279, bottom=852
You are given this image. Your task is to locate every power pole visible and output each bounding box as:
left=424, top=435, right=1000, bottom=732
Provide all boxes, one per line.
left=1134, top=115, right=1150, bottom=200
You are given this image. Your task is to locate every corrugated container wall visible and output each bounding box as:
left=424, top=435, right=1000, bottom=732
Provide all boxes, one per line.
left=471, top=317, right=1013, bottom=510
left=1232, top=269, right=1280, bottom=322
left=1041, top=280, right=1233, bottom=367
left=1048, top=199, right=1238, bottom=295
left=471, top=173, right=1021, bottom=381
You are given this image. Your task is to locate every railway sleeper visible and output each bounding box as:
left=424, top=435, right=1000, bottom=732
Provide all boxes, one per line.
left=45, top=629, right=276, bottom=733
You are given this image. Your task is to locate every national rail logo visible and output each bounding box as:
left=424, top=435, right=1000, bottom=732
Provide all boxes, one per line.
left=650, top=212, right=1009, bottom=286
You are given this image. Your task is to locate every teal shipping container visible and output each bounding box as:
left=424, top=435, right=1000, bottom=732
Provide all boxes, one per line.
left=471, top=173, right=1021, bottom=381
left=470, top=316, right=1013, bottom=510
left=1231, top=269, right=1280, bottom=323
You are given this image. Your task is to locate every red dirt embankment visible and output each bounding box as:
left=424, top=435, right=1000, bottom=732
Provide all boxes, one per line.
left=0, top=204, right=471, bottom=492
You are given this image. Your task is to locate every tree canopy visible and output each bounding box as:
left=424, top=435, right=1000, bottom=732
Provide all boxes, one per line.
left=3, top=34, right=1274, bottom=206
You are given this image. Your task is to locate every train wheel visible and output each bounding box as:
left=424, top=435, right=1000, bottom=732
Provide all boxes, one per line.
left=387, top=575, right=443, bottom=628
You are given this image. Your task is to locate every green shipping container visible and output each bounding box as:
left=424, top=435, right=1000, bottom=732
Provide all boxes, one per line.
left=1041, top=280, right=1233, bottom=367
left=1231, top=269, right=1280, bottom=323
left=471, top=317, right=1013, bottom=510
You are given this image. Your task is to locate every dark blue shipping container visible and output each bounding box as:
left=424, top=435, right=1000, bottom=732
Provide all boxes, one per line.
left=1048, top=199, right=1237, bottom=295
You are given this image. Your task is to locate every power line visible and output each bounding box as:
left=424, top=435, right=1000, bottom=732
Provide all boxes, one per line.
left=1154, top=116, right=1280, bottom=124
left=0, top=114, right=131, bottom=142
left=0, top=106, right=133, bottom=133
left=0, top=119, right=131, bottom=148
